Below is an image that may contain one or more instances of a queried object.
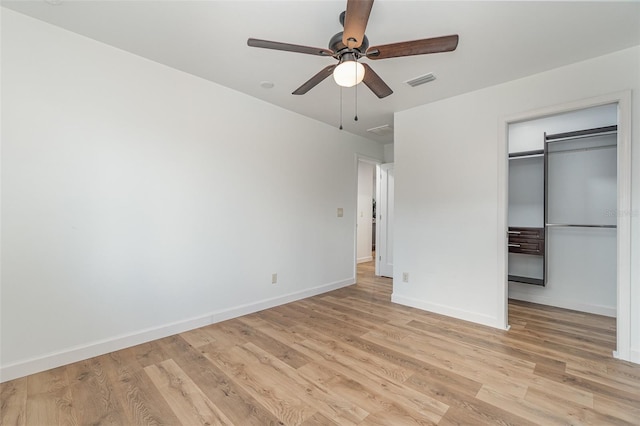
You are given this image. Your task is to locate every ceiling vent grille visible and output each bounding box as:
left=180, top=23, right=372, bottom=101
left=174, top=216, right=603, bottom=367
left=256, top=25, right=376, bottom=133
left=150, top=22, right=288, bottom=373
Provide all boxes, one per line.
left=367, top=124, right=394, bottom=136
left=405, top=72, right=436, bottom=87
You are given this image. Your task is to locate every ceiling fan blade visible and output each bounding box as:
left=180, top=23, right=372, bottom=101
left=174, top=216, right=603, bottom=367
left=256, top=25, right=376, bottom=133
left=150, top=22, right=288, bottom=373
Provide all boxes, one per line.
left=292, top=65, right=337, bottom=95
left=342, top=0, right=374, bottom=49
left=366, top=34, right=459, bottom=60
left=362, top=64, right=393, bottom=99
left=248, top=38, right=334, bottom=57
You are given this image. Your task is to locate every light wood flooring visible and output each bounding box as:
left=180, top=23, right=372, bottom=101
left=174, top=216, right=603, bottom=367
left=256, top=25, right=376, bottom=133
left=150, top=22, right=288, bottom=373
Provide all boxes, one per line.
left=2, top=261, right=640, bottom=425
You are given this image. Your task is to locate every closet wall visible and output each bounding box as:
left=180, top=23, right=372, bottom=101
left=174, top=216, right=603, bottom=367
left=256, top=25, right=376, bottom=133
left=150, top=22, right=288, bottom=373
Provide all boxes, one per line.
left=508, top=104, right=618, bottom=316
left=508, top=155, right=545, bottom=282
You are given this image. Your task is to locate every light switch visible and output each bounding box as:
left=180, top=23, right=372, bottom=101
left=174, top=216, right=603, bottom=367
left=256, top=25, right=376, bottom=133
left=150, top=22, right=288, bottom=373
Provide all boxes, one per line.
left=337, top=208, right=344, bottom=217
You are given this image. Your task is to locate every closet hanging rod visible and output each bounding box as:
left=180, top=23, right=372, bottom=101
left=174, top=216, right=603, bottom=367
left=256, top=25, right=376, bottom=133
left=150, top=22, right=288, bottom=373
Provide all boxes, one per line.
left=509, top=149, right=544, bottom=159
left=546, top=131, right=617, bottom=143
left=545, top=125, right=617, bottom=143
left=546, top=223, right=616, bottom=229
left=509, top=153, right=544, bottom=160
left=548, top=144, right=617, bottom=155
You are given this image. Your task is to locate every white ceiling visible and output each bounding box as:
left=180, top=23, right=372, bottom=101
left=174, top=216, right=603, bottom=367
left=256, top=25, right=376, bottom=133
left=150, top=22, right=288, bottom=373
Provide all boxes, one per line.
left=3, top=1, right=640, bottom=144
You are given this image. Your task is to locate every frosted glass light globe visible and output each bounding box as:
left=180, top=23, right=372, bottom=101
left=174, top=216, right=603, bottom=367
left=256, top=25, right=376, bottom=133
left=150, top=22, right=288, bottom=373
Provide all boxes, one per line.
left=333, top=60, right=365, bottom=87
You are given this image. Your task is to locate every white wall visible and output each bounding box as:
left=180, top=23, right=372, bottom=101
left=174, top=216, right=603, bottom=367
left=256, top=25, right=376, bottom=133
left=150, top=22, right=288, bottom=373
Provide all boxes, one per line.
left=357, top=161, right=374, bottom=263
left=394, top=46, right=640, bottom=361
left=384, top=143, right=394, bottom=163
left=0, top=10, right=383, bottom=381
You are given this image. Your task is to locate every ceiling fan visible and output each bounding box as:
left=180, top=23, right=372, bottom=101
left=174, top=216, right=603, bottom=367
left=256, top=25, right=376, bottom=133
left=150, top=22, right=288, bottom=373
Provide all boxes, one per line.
left=247, top=0, right=459, bottom=99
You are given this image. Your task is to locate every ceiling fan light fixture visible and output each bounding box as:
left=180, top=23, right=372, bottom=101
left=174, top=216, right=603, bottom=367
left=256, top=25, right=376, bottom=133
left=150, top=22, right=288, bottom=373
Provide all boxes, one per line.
left=248, top=1, right=458, bottom=100
left=333, top=53, right=365, bottom=87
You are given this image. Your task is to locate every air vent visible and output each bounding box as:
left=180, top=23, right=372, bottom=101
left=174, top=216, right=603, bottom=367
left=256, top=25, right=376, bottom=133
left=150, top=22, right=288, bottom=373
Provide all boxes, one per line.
left=367, top=124, right=394, bottom=136
left=405, top=72, right=436, bottom=87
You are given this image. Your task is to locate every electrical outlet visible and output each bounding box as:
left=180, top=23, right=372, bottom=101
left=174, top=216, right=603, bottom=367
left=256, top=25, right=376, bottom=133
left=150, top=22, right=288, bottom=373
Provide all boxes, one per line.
left=402, top=272, right=409, bottom=283
left=272, top=273, right=278, bottom=284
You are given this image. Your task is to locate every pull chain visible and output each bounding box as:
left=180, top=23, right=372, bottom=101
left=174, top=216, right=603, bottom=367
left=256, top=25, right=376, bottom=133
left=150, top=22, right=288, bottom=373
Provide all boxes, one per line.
left=354, top=60, right=359, bottom=121
left=339, top=86, right=343, bottom=130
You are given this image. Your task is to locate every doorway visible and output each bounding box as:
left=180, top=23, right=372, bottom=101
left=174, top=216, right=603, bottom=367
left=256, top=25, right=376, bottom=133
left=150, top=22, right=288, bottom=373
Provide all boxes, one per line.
left=357, top=159, right=377, bottom=265
left=376, top=163, right=394, bottom=278
left=498, top=92, right=632, bottom=361
left=356, top=157, right=394, bottom=279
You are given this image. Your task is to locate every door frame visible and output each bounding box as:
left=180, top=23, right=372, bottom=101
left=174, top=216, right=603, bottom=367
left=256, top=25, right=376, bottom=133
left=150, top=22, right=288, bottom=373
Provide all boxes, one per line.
left=354, top=155, right=382, bottom=279
left=497, top=91, right=632, bottom=361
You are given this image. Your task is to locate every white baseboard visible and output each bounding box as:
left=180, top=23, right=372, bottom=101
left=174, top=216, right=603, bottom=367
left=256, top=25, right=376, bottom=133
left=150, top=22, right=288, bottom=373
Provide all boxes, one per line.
left=391, top=294, right=505, bottom=330
left=613, top=348, right=640, bottom=365
left=0, top=278, right=355, bottom=383
left=508, top=291, right=616, bottom=317
left=357, top=256, right=373, bottom=264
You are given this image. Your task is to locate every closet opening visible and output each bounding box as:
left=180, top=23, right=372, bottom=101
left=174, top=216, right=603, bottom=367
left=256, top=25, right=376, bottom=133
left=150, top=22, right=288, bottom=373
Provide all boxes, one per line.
left=500, top=92, right=632, bottom=362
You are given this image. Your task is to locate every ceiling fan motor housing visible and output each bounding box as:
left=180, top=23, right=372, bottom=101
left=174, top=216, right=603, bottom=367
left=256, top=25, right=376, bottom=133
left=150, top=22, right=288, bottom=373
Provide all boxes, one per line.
left=329, top=31, right=369, bottom=58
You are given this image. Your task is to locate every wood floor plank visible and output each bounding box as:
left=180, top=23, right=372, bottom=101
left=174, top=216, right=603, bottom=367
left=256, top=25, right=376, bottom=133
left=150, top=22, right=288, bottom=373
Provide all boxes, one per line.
left=214, top=319, right=312, bottom=369
left=593, top=394, right=640, bottom=424
left=408, top=372, right=535, bottom=426
left=66, top=357, right=127, bottom=425
left=145, top=359, right=233, bottom=425
left=322, top=294, right=432, bottom=325
left=25, top=368, right=76, bottom=426
left=533, top=363, right=640, bottom=407
left=362, top=408, right=438, bottom=426
left=120, top=340, right=172, bottom=369
left=565, top=361, right=640, bottom=393
left=180, top=327, right=218, bottom=348
left=517, top=316, right=616, bottom=345
left=204, top=344, right=318, bottom=425
left=306, top=296, right=391, bottom=325
left=396, top=318, right=595, bottom=408
left=278, top=303, right=372, bottom=338
left=362, top=329, right=532, bottom=399
left=509, top=299, right=615, bottom=328
left=4, top=261, right=640, bottom=425
left=475, top=385, right=575, bottom=426
left=402, top=317, right=568, bottom=371
left=322, top=373, right=438, bottom=426
left=0, top=378, right=28, bottom=426
left=250, top=308, right=415, bottom=386
left=99, top=350, right=182, bottom=426
left=443, top=406, right=541, bottom=426
left=297, top=298, right=410, bottom=342
left=155, top=334, right=281, bottom=426
left=523, top=386, right=634, bottom=425
left=300, top=411, right=340, bottom=426
left=229, top=342, right=369, bottom=425
left=293, top=337, right=448, bottom=423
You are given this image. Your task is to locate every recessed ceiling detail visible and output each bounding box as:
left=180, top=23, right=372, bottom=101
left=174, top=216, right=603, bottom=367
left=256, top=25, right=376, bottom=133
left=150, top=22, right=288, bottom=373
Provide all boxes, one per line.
left=367, top=124, right=393, bottom=136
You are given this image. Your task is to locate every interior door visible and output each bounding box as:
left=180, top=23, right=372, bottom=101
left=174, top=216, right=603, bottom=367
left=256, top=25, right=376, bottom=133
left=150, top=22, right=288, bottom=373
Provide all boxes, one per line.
left=376, top=163, right=394, bottom=277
